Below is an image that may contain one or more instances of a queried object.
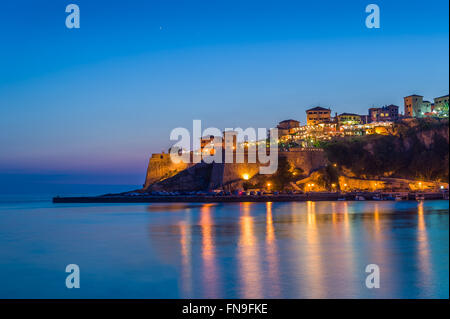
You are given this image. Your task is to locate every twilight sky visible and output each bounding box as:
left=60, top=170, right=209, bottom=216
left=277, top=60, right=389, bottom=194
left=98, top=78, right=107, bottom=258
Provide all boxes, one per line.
left=0, top=0, right=448, bottom=186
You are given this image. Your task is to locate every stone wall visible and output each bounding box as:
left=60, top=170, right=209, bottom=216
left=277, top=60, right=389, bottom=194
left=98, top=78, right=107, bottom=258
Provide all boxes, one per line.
left=147, top=162, right=213, bottom=192
left=143, top=148, right=328, bottom=191
left=143, top=153, right=193, bottom=189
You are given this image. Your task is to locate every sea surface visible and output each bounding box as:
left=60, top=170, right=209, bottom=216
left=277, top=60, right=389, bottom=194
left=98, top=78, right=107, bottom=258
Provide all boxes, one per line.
left=0, top=188, right=448, bottom=299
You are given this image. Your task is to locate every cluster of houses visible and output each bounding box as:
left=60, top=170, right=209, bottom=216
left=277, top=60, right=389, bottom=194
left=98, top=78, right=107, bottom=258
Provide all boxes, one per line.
left=276, top=94, right=449, bottom=143
left=193, top=93, right=449, bottom=152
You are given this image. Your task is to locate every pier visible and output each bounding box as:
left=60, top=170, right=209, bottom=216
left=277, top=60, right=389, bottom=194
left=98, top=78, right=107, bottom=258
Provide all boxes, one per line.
left=53, top=191, right=448, bottom=204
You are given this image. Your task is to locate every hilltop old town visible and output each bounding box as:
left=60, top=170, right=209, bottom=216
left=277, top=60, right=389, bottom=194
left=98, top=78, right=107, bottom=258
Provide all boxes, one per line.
left=126, top=93, right=450, bottom=199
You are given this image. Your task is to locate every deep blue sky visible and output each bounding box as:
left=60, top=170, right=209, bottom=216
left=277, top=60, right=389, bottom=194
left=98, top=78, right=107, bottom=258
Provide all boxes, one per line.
left=0, top=0, right=448, bottom=185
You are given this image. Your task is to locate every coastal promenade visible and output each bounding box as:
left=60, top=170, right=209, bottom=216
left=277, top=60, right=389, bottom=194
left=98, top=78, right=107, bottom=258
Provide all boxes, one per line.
left=53, top=192, right=448, bottom=203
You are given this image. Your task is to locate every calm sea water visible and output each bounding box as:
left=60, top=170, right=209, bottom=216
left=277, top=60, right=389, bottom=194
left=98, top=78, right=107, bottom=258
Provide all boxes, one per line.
left=0, top=193, right=448, bottom=298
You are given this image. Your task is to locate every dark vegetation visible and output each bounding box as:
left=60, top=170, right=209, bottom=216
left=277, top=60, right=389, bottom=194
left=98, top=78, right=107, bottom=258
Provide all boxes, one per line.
left=322, top=119, right=449, bottom=182
left=315, top=164, right=340, bottom=190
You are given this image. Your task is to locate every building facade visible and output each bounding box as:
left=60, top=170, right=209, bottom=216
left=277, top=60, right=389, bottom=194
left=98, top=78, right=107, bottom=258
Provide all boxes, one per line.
left=434, top=95, right=449, bottom=117
left=277, top=119, right=300, bottom=135
left=404, top=95, right=424, bottom=117
left=337, top=113, right=362, bottom=125
left=369, top=104, right=399, bottom=122
left=306, top=107, right=331, bottom=125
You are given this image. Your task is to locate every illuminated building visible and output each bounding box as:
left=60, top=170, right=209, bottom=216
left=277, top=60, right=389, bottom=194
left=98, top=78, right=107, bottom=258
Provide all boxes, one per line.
left=337, top=113, right=362, bottom=125
left=404, top=94, right=426, bottom=117
left=433, top=95, right=449, bottom=117
left=306, top=107, right=332, bottom=125
left=369, top=105, right=399, bottom=122
left=200, top=135, right=222, bottom=155
left=277, top=119, right=300, bottom=135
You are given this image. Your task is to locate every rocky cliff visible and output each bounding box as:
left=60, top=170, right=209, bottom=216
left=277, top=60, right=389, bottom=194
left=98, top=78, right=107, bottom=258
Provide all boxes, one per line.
left=323, top=118, right=449, bottom=182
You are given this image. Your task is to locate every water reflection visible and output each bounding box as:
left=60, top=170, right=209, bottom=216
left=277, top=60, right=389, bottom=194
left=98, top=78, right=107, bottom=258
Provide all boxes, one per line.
left=265, top=202, right=281, bottom=297
left=341, top=202, right=356, bottom=295
left=199, top=204, right=220, bottom=298
left=365, top=202, right=394, bottom=295
left=417, top=201, right=432, bottom=294
left=303, top=201, right=326, bottom=298
left=146, top=200, right=448, bottom=298
left=0, top=199, right=446, bottom=298
left=179, top=218, right=192, bottom=296
left=238, top=202, right=263, bottom=298
left=147, top=203, right=217, bottom=212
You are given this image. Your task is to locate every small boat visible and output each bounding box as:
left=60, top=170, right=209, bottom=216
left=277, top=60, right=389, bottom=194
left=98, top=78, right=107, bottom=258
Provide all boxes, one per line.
left=395, top=195, right=403, bottom=201
left=337, top=197, right=346, bottom=201
left=355, top=195, right=365, bottom=201
left=372, top=195, right=382, bottom=201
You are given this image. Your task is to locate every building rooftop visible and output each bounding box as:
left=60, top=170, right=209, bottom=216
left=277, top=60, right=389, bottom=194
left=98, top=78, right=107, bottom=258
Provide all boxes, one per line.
left=404, top=94, right=423, bottom=98
left=306, top=106, right=330, bottom=111
left=279, top=119, right=299, bottom=123
left=338, top=113, right=360, bottom=116
left=435, top=94, right=449, bottom=99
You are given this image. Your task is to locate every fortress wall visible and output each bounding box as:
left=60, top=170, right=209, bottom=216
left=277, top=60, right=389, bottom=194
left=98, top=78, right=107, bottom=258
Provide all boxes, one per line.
left=219, top=149, right=327, bottom=190
left=143, top=153, right=192, bottom=189
left=221, top=162, right=261, bottom=190
left=144, top=148, right=328, bottom=191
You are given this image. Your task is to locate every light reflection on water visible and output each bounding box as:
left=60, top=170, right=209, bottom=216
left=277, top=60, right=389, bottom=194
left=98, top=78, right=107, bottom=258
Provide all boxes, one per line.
left=0, top=200, right=448, bottom=298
